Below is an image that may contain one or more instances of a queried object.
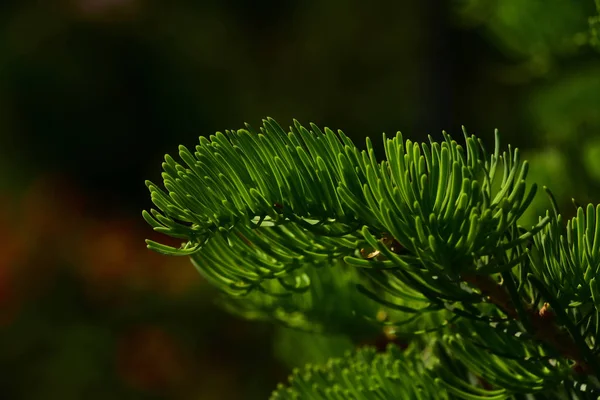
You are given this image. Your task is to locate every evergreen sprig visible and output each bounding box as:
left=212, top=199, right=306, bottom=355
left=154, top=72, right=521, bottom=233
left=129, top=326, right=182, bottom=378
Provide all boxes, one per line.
left=144, top=119, right=600, bottom=399
left=270, top=343, right=505, bottom=400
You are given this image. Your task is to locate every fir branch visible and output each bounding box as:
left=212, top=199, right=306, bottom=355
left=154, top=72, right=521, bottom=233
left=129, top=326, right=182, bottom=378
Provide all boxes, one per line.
left=271, top=343, right=510, bottom=399
left=144, top=118, right=600, bottom=398
left=463, top=273, right=589, bottom=372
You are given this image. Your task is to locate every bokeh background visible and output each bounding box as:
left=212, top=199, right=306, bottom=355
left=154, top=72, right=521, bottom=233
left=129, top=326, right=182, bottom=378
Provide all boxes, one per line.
left=1, top=1, right=599, bottom=399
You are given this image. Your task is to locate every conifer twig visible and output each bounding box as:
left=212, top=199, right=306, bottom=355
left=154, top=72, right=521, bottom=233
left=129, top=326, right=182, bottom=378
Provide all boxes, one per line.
left=462, top=273, right=590, bottom=373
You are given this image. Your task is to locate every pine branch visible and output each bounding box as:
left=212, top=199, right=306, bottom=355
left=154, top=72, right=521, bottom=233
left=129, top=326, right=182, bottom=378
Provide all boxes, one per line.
left=144, top=118, right=600, bottom=398
left=463, top=273, right=588, bottom=372
left=271, top=343, right=511, bottom=399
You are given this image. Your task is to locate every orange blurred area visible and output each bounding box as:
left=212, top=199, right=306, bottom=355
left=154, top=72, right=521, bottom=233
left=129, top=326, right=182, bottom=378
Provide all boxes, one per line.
left=1, top=175, right=203, bottom=320
left=0, top=175, right=279, bottom=398
left=116, top=325, right=191, bottom=393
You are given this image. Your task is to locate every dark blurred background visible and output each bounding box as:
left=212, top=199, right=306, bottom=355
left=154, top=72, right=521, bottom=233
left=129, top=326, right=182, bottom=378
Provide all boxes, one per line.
left=1, top=1, right=599, bottom=399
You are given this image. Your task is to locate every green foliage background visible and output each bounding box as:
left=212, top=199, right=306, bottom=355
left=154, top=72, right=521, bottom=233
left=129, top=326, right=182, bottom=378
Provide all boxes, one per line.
left=0, top=0, right=599, bottom=399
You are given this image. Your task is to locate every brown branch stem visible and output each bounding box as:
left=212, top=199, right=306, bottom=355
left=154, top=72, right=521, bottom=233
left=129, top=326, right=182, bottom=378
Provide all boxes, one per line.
left=462, top=273, right=590, bottom=373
